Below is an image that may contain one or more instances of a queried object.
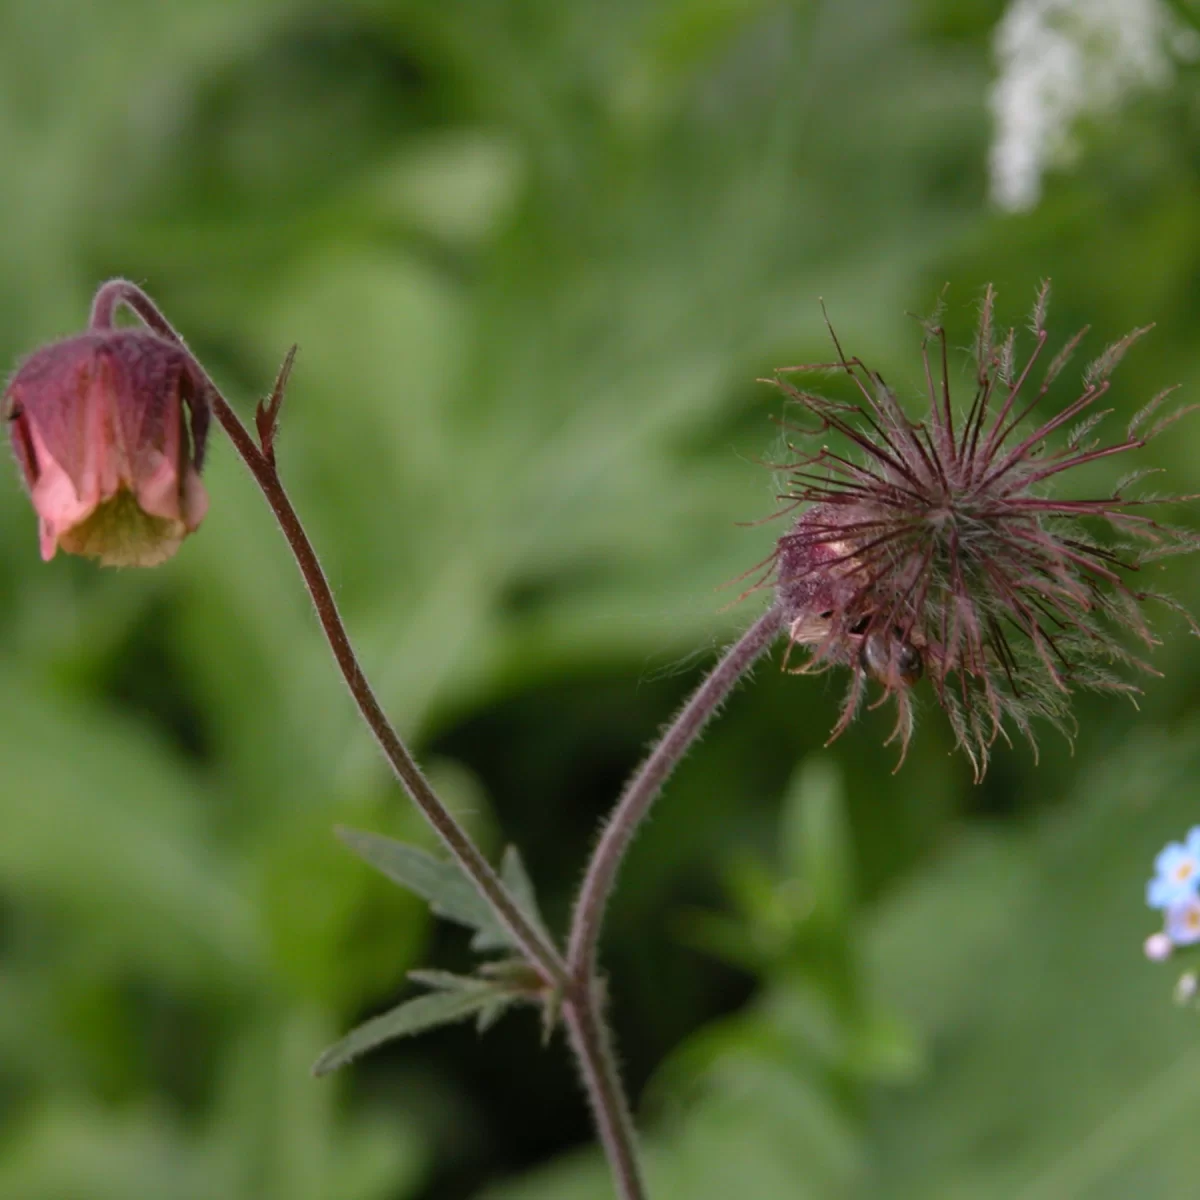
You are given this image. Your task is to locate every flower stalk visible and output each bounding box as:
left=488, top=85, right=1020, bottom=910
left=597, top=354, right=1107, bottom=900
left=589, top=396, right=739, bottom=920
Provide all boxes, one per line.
left=560, top=604, right=784, bottom=1200
left=10, top=279, right=1195, bottom=1200
left=86, top=280, right=568, bottom=990
left=567, top=605, right=784, bottom=977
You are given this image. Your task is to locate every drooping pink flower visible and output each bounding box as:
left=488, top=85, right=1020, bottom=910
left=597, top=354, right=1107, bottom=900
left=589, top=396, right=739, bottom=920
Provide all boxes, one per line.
left=5, top=328, right=209, bottom=566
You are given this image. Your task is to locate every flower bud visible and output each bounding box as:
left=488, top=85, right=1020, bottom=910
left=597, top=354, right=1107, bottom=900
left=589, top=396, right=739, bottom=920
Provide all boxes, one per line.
left=1144, top=931, right=1174, bottom=962
left=4, top=329, right=209, bottom=566
left=1174, top=971, right=1198, bottom=1006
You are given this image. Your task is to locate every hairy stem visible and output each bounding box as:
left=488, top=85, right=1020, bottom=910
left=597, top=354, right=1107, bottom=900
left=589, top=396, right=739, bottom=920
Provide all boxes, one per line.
left=90, top=279, right=567, bottom=987
left=208, top=397, right=567, bottom=985
left=563, top=981, right=646, bottom=1200
left=568, top=606, right=784, bottom=975
left=560, top=606, right=783, bottom=1199
left=89, top=278, right=783, bottom=1200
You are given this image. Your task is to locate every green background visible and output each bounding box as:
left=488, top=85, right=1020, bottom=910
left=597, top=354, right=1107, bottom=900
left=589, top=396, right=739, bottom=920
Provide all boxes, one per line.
left=3, top=2, right=1200, bottom=1197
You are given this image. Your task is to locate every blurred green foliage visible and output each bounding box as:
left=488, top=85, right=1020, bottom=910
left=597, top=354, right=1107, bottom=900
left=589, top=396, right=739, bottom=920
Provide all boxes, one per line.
left=3, top=1, right=1200, bottom=1197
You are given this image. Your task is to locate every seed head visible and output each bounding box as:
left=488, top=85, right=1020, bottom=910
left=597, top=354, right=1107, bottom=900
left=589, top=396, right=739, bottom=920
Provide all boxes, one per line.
left=763, top=284, right=1197, bottom=778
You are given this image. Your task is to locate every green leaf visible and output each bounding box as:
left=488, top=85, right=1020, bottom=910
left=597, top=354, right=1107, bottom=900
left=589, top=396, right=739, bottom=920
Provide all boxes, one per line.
left=476, top=998, right=512, bottom=1035
left=312, top=987, right=506, bottom=1076
left=406, top=968, right=487, bottom=992
left=334, top=829, right=555, bottom=957
left=781, top=758, right=854, bottom=930
left=864, top=728, right=1200, bottom=1197
left=843, top=1007, right=923, bottom=1083
left=469, top=845, right=552, bottom=952
left=503, top=845, right=550, bottom=930
left=334, top=826, right=506, bottom=945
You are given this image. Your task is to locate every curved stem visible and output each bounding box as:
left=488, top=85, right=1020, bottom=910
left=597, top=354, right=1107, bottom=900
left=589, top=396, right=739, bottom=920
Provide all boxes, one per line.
left=210, top=395, right=567, bottom=985
left=558, top=606, right=782, bottom=1198
left=89, top=278, right=783, bottom=1200
left=90, top=279, right=567, bottom=988
left=568, top=606, right=783, bottom=976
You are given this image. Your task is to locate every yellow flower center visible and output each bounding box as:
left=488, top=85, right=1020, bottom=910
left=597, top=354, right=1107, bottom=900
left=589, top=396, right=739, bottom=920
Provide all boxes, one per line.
left=59, top=488, right=186, bottom=568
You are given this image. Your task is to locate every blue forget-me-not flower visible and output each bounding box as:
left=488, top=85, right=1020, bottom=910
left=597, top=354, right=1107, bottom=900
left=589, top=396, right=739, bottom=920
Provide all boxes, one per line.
left=1145, top=828, right=1200, bottom=983
left=1146, top=827, right=1200, bottom=910
left=1166, top=896, right=1200, bottom=948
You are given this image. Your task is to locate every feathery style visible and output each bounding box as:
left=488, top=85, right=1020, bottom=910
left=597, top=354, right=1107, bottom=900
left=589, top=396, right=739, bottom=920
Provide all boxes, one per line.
left=767, top=284, right=1197, bottom=778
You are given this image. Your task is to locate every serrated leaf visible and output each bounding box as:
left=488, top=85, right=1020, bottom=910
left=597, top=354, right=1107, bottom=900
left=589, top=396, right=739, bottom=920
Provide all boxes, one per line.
left=502, top=845, right=550, bottom=931
left=312, top=988, right=503, bottom=1076
left=407, top=968, right=488, bottom=992
left=334, top=826, right=507, bottom=944
left=476, top=998, right=513, bottom=1035
left=468, top=844, right=553, bottom=952
left=469, top=926, right=516, bottom=952
left=540, top=986, right=563, bottom=1046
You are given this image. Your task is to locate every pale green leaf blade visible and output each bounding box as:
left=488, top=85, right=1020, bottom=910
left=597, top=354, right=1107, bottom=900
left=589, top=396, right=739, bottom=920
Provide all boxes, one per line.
left=312, top=988, right=499, bottom=1076
left=334, top=826, right=505, bottom=942
left=470, top=845, right=552, bottom=952
left=502, top=844, right=550, bottom=932
left=406, top=968, right=486, bottom=992
left=476, top=998, right=513, bottom=1035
